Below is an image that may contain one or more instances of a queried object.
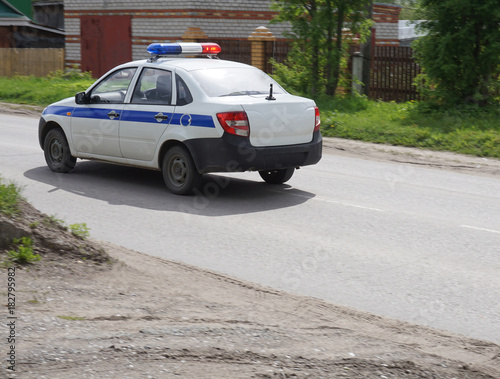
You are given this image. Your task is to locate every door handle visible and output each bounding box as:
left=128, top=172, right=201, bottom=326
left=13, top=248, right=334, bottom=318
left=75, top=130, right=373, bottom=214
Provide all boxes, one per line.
left=107, top=110, right=120, bottom=120
left=154, top=112, right=169, bottom=122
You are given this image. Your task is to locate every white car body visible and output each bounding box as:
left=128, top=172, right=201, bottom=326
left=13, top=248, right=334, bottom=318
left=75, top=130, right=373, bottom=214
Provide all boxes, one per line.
left=39, top=43, right=322, bottom=194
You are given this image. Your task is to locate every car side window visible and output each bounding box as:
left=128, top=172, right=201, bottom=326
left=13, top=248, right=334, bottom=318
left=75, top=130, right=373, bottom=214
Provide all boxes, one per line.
left=132, top=68, right=173, bottom=105
left=90, top=67, right=137, bottom=104
left=176, top=74, right=193, bottom=106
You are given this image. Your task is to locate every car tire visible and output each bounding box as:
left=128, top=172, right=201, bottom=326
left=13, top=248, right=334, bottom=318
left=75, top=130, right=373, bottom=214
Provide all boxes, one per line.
left=259, top=167, right=295, bottom=184
left=43, top=128, right=76, bottom=173
left=162, top=145, right=201, bottom=195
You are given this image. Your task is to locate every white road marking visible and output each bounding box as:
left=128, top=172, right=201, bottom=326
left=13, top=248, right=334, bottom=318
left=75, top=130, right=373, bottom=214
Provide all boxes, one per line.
left=461, top=225, right=500, bottom=235
left=274, top=189, right=386, bottom=212
left=314, top=197, right=386, bottom=212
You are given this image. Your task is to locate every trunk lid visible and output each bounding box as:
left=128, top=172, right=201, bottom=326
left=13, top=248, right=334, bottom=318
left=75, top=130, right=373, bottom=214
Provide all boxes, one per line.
left=240, top=94, right=317, bottom=147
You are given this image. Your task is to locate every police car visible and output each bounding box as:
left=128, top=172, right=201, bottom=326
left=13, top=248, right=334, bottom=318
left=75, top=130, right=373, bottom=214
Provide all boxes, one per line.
left=39, top=42, right=322, bottom=195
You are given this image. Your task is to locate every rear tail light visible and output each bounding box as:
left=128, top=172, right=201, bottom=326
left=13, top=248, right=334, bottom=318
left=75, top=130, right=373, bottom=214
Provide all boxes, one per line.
left=314, top=107, right=321, bottom=132
left=217, top=111, right=250, bottom=137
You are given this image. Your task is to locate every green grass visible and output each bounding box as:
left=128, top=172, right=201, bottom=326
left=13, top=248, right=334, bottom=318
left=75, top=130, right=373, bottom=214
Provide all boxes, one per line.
left=69, top=223, right=90, bottom=239
left=0, top=72, right=499, bottom=158
left=319, top=96, right=500, bottom=158
left=7, top=237, right=41, bottom=265
left=0, top=177, right=22, bottom=216
left=0, top=70, right=94, bottom=107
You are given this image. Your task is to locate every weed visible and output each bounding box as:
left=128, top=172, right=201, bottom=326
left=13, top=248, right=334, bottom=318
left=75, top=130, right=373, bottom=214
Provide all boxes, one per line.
left=29, top=221, right=40, bottom=229
left=0, top=177, right=23, bottom=216
left=43, top=215, right=66, bottom=229
left=7, top=237, right=41, bottom=265
left=69, top=223, right=90, bottom=239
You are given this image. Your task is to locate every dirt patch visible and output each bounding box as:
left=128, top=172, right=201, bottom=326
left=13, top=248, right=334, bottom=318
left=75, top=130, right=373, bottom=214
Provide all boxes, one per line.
left=322, top=138, right=500, bottom=179
left=0, top=102, right=44, bottom=118
left=1, top=200, right=500, bottom=378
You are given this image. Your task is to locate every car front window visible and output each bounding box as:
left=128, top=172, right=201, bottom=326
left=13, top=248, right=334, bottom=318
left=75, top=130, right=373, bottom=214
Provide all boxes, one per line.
left=90, top=67, right=137, bottom=104
left=189, top=67, right=285, bottom=98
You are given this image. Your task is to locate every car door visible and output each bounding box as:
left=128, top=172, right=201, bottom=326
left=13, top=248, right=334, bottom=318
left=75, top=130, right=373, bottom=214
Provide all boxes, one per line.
left=71, top=67, right=137, bottom=157
left=119, top=68, right=175, bottom=161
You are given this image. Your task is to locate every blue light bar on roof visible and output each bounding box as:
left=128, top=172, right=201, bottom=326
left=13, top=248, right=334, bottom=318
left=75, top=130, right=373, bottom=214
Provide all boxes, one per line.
left=147, top=42, right=221, bottom=57
left=147, top=43, right=182, bottom=56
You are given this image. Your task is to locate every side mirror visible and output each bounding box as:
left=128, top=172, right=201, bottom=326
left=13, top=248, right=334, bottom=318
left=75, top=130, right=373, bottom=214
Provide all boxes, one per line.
left=75, top=91, right=89, bottom=104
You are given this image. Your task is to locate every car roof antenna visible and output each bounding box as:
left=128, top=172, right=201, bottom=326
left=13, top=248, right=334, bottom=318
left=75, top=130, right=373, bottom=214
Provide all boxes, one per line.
left=266, top=83, right=276, bottom=100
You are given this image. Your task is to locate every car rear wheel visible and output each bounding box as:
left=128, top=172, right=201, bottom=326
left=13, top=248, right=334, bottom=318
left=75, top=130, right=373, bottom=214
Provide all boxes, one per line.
left=162, top=146, right=201, bottom=195
left=259, top=167, right=295, bottom=184
left=43, top=128, right=76, bottom=173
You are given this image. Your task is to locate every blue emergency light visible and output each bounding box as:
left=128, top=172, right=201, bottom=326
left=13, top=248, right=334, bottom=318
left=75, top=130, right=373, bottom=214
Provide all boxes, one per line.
left=147, top=42, right=221, bottom=58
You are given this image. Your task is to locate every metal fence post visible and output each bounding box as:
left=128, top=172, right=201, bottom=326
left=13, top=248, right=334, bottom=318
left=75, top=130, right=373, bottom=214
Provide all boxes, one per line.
left=352, top=52, right=364, bottom=95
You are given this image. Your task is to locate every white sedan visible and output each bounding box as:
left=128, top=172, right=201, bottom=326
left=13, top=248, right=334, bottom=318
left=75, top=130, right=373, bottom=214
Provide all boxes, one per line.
left=39, top=42, right=322, bottom=195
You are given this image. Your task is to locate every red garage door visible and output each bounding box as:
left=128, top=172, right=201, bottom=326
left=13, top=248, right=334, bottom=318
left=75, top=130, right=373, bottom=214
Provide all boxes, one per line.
left=80, top=15, right=132, bottom=78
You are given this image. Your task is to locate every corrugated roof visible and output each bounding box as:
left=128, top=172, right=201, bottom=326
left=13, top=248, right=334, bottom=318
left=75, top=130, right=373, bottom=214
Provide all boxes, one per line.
left=0, top=0, right=25, bottom=18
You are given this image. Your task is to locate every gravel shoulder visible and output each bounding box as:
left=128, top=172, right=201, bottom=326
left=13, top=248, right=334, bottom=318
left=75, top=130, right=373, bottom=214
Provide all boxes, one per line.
left=1, top=102, right=500, bottom=378
left=322, top=138, right=500, bottom=179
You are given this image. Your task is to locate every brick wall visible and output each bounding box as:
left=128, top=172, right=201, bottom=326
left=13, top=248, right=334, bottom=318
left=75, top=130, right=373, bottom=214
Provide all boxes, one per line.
left=64, top=0, right=401, bottom=69
left=64, top=0, right=286, bottom=67
left=373, top=3, right=401, bottom=46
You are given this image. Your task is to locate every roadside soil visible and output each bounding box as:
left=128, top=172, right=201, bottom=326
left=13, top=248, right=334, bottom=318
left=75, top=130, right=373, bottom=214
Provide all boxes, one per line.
left=1, top=102, right=500, bottom=378
left=321, top=138, right=500, bottom=179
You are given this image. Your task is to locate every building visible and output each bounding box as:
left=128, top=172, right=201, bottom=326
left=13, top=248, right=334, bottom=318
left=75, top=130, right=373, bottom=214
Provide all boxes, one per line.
left=373, top=3, right=402, bottom=46
left=0, top=0, right=64, bottom=48
left=33, top=0, right=64, bottom=30
left=399, top=19, right=426, bottom=47
left=64, top=1, right=402, bottom=77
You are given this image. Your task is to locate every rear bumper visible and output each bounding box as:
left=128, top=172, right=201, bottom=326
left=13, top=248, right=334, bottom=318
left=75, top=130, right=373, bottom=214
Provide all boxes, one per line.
left=184, top=131, right=322, bottom=173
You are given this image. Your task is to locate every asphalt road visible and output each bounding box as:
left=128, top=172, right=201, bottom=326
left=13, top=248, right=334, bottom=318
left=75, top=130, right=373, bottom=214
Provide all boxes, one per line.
left=1, top=113, right=499, bottom=344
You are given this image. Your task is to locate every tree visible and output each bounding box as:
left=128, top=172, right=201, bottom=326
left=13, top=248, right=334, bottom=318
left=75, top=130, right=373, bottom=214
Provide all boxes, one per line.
left=271, top=0, right=373, bottom=98
left=413, top=0, right=500, bottom=106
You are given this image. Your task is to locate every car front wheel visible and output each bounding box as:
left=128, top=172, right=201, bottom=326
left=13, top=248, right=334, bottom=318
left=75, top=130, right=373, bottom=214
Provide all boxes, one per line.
left=162, top=146, right=201, bottom=195
left=43, top=128, right=76, bottom=173
left=259, top=167, right=295, bottom=184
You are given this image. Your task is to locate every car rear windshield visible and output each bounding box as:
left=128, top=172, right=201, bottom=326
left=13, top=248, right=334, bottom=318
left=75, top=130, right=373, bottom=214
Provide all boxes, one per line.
left=189, top=67, right=285, bottom=98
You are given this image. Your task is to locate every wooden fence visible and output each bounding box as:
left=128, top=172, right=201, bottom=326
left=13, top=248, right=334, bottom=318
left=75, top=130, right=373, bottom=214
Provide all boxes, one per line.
left=370, top=46, right=421, bottom=102
left=0, top=48, right=65, bottom=77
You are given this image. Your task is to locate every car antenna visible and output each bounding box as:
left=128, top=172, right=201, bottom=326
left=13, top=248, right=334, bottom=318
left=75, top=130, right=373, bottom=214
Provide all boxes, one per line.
left=266, top=83, right=276, bottom=100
